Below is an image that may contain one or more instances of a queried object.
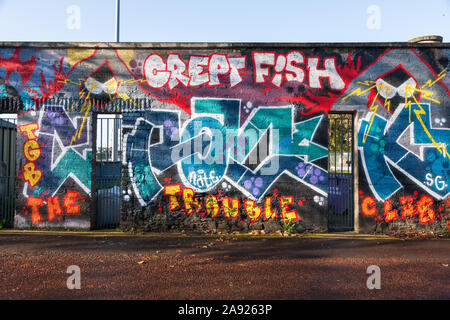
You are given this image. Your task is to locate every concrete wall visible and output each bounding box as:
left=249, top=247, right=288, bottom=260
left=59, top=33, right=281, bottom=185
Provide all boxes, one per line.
left=0, top=43, right=448, bottom=233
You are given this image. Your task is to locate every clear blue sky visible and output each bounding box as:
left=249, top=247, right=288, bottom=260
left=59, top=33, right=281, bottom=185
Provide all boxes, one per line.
left=0, top=0, right=449, bottom=42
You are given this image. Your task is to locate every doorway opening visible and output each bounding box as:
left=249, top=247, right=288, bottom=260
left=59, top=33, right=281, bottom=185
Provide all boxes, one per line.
left=328, top=112, right=355, bottom=231
left=95, top=113, right=122, bottom=229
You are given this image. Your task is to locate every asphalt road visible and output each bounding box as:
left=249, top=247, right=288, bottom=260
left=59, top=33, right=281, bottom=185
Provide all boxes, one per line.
left=0, top=231, right=448, bottom=300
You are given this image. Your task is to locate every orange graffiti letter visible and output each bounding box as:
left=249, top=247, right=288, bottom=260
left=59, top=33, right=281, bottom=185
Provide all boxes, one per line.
left=26, top=197, right=44, bottom=224
left=383, top=199, right=398, bottom=222
left=417, top=195, right=435, bottom=224
left=361, top=196, right=377, bottom=217
left=400, top=196, right=415, bottom=220
left=47, top=196, right=62, bottom=221
left=63, top=191, right=80, bottom=215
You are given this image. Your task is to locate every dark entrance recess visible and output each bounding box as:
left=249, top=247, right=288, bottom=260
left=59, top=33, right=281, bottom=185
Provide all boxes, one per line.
left=0, top=114, right=17, bottom=228
left=95, top=114, right=122, bottom=229
left=328, top=113, right=354, bottom=231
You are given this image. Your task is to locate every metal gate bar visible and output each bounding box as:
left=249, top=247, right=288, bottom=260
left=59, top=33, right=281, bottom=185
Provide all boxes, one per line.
left=0, top=115, right=17, bottom=227
left=95, top=114, right=122, bottom=229
left=328, top=113, right=354, bottom=231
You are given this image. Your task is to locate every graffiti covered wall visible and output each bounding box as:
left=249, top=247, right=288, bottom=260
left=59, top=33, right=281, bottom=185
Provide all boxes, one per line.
left=337, top=48, right=450, bottom=232
left=15, top=105, right=92, bottom=228
left=0, top=43, right=449, bottom=232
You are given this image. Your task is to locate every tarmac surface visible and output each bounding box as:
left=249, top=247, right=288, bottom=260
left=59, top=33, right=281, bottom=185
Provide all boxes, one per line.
left=0, top=231, right=448, bottom=300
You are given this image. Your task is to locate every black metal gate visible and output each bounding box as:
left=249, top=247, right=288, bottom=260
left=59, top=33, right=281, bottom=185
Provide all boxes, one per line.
left=328, top=113, right=354, bottom=231
left=95, top=114, right=122, bottom=229
left=0, top=115, right=17, bottom=228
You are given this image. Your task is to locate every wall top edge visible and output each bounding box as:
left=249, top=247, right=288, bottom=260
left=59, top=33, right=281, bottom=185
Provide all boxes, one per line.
left=0, top=41, right=449, bottom=49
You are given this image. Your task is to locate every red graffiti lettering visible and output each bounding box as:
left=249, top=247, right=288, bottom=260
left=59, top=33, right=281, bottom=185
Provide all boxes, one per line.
left=63, top=190, right=80, bottom=215
left=47, top=196, right=63, bottom=221
left=26, top=197, right=44, bottom=224
left=361, top=196, right=377, bottom=217
left=400, top=196, right=416, bottom=220
left=383, top=199, right=398, bottom=222
left=417, top=195, right=435, bottom=225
